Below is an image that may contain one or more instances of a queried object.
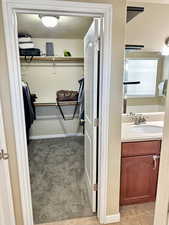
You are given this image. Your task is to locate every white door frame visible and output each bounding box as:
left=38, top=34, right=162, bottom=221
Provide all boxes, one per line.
left=154, top=81, right=169, bottom=225
left=0, top=99, right=16, bottom=225
left=127, top=0, right=169, bottom=4
left=2, top=1, right=113, bottom=224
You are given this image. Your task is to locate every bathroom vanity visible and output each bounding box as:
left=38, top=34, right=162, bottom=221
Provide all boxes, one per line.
left=120, top=118, right=164, bottom=205
left=120, top=140, right=161, bottom=205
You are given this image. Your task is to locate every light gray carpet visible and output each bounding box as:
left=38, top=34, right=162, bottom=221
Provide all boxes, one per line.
left=28, top=136, right=93, bottom=224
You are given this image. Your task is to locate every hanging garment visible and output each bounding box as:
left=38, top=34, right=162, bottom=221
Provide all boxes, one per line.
left=22, top=83, right=37, bottom=143
left=31, top=94, right=37, bottom=120
left=78, top=78, right=84, bottom=123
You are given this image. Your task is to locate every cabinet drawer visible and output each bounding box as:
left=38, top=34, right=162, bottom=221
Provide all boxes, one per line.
left=122, top=141, right=161, bottom=157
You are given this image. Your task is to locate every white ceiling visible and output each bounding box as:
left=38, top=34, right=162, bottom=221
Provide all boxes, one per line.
left=17, top=14, right=93, bottom=39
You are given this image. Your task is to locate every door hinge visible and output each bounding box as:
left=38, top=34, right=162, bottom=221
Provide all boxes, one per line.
left=93, top=183, right=98, bottom=191
left=94, top=118, right=99, bottom=127
left=0, top=149, right=9, bottom=160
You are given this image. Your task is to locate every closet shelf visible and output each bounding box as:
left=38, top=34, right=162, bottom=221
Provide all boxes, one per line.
left=20, top=56, right=84, bottom=63
left=35, top=101, right=79, bottom=107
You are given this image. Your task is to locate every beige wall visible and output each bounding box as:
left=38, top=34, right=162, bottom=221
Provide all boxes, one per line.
left=21, top=38, right=83, bottom=103
left=125, top=2, right=169, bottom=113
left=22, top=63, right=83, bottom=103
left=126, top=2, right=169, bottom=52
left=33, top=38, right=84, bottom=57
left=0, top=0, right=126, bottom=223
left=21, top=39, right=84, bottom=103
left=126, top=97, right=163, bottom=113
left=21, top=38, right=84, bottom=136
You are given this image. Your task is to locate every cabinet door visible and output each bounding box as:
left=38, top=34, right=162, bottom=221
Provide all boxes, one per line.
left=120, top=155, right=159, bottom=205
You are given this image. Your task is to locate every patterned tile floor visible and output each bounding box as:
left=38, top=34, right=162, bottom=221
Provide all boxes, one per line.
left=37, top=202, right=155, bottom=225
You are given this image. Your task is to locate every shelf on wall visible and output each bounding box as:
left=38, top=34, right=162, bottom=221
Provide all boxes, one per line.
left=20, top=56, right=84, bottom=63
left=127, top=6, right=144, bottom=23
left=35, top=101, right=79, bottom=107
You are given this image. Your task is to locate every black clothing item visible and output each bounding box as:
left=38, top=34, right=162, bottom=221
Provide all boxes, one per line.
left=22, top=85, right=36, bottom=143
left=31, top=94, right=37, bottom=120
left=18, top=33, right=32, bottom=38
left=78, top=78, right=84, bottom=122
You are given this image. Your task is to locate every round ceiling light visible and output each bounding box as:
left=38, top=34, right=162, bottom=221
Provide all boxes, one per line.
left=40, top=15, right=59, bottom=28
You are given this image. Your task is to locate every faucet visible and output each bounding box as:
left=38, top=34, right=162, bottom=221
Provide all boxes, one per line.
left=129, top=113, right=146, bottom=125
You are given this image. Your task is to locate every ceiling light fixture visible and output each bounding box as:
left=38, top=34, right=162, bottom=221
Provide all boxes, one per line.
left=39, top=15, right=59, bottom=28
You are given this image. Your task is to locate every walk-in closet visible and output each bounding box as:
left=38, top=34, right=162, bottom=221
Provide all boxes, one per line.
left=17, top=13, right=100, bottom=224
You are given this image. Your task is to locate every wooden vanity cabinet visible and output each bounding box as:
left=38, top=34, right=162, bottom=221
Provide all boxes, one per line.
left=120, top=141, right=161, bottom=205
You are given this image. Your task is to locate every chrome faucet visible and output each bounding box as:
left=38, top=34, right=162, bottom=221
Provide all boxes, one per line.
left=129, top=113, right=146, bottom=125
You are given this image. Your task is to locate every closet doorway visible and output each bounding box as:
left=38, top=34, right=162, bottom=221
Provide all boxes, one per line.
left=17, top=13, right=101, bottom=224
left=2, top=1, right=113, bottom=224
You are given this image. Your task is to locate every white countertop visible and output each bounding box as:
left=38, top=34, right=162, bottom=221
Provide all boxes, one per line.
left=121, top=121, right=164, bottom=142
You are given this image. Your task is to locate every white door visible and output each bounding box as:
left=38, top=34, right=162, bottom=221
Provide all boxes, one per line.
left=0, top=100, right=16, bottom=225
left=84, top=19, right=99, bottom=212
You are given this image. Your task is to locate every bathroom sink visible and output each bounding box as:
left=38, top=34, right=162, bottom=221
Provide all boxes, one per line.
left=129, top=124, right=163, bottom=134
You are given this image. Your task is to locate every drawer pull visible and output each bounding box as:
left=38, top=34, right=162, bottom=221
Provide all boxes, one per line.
left=153, top=155, right=160, bottom=170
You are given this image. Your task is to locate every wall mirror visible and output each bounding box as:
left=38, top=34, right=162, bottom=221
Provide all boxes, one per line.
left=123, top=51, right=168, bottom=114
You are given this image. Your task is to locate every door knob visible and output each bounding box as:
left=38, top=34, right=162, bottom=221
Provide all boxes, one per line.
left=0, top=149, right=9, bottom=160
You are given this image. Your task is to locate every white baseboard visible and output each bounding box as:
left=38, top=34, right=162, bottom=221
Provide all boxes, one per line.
left=30, top=133, right=83, bottom=140
left=104, top=213, right=120, bottom=224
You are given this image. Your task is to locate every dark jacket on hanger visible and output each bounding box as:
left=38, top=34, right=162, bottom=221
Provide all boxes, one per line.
left=78, top=78, right=84, bottom=122
left=22, top=85, right=36, bottom=143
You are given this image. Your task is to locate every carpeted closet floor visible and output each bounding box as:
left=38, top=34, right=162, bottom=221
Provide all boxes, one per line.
left=28, top=136, right=93, bottom=224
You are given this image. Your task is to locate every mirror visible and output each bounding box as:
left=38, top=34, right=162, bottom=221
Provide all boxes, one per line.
left=123, top=51, right=168, bottom=114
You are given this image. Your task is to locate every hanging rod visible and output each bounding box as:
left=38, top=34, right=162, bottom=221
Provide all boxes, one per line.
left=20, top=56, right=84, bottom=62
left=21, top=63, right=84, bottom=67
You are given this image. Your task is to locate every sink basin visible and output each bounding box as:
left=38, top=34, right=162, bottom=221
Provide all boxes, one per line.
left=129, top=124, right=163, bottom=134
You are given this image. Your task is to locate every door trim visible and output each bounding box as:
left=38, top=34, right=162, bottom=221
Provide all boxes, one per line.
left=0, top=99, right=16, bottom=225
left=127, top=0, right=169, bottom=4
left=2, top=1, right=113, bottom=224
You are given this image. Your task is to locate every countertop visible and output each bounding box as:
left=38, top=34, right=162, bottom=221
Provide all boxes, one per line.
left=121, top=121, right=164, bottom=142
